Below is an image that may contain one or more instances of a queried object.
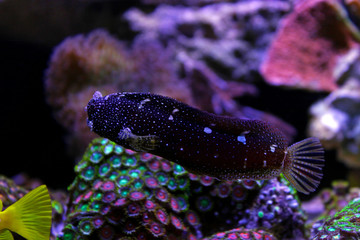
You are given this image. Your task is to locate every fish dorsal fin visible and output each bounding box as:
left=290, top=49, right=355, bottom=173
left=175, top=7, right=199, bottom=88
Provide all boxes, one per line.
left=4, top=185, right=52, bottom=240
left=0, top=229, right=14, bottom=240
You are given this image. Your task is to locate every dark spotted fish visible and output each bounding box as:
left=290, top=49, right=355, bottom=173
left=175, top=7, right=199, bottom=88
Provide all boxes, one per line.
left=86, top=91, right=325, bottom=194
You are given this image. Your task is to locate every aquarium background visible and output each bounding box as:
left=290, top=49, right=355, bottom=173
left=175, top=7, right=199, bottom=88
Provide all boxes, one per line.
left=1, top=0, right=360, bottom=239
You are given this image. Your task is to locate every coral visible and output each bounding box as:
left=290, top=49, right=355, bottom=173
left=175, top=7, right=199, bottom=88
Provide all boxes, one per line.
left=45, top=29, right=131, bottom=158
left=312, top=197, right=360, bottom=239
left=51, top=190, right=69, bottom=239
left=0, top=175, right=67, bottom=240
left=123, top=1, right=297, bottom=141
left=304, top=180, right=360, bottom=238
left=45, top=2, right=300, bottom=159
left=245, top=177, right=306, bottom=239
left=260, top=0, right=360, bottom=92
left=129, top=35, right=194, bottom=105
left=124, top=1, right=291, bottom=112
left=58, top=138, right=305, bottom=239
left=203, top=227, right=277, bottom=240
left=125, top=1, right=290, bottom=81
left=45, top=29, right=193, bottom=159
left=0, top=175, right=28, bottom=208
left=308, top=78, right=360, bottom=168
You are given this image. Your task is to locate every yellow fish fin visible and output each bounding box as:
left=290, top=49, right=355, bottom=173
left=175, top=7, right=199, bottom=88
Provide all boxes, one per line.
left=4, top=185, right=52, bottom=240
left=0, top=229, right=14, bottom=240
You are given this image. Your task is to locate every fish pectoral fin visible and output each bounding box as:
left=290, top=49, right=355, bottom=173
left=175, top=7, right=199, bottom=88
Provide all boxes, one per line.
left=118, top=127, right=133, bottom=141
left=129, top=135, right=160, bottom=152
left=0, top=229, right=14, bottom=240
left=118, top=127, right=159, bottom=152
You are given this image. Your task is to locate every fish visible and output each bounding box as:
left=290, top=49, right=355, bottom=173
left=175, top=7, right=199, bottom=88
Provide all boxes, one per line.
left=0, top=185, right=52, bottom=240
left=86, top=91, right=325, bottom=194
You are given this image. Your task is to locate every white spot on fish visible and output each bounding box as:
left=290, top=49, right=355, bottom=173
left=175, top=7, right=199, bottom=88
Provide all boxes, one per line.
left=241, top=130, right=250, bottom=135
left=210, top=123, right=216, bottom=127
left=214, top=154, right=219, bottom=158
left=237, top=130, right=250, bottom=144
left=87, top=120, right=93, bottom=131
left=263, top=160, right=267, bottom=167
left=237, top=135, right=246, bottom=144
left=270, top=144, right=277, bottom=153
left=168, top=115, right=174, bottom=121
left=172, top=108, right=179, bottom=114
left=138, top=98, right=151, bottom=109
left=204, top=127, right=212, bottom=134
left=180, top=147, right=184, bottom=151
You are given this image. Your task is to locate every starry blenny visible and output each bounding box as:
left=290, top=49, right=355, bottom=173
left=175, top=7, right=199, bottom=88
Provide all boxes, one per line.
left=86, top=91, right=324, bottom=194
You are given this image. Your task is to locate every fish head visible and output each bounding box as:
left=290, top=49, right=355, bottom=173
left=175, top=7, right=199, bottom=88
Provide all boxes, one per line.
left=86, top=91, right=125, bottom=140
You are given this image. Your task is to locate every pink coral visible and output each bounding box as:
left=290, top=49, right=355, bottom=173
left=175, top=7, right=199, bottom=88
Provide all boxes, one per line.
left=261, top=0, right=360, bottom=92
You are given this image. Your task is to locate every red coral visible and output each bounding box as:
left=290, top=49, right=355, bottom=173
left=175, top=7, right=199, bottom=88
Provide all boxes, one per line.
left=261, top=0, right=359, bottom=92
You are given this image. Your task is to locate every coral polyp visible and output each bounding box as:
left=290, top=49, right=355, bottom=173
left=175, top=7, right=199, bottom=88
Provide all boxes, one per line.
left=313, top=197, right=360, bottom=239
left=57, top=138, right=306, bottom=239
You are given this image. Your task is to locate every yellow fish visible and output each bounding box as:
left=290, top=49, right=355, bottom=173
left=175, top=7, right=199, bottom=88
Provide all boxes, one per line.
left=0, top=185, right=52, bottom=240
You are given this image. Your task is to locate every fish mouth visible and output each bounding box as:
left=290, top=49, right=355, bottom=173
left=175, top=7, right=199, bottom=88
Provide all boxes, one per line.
left=85, top=91, right=103, bottom=132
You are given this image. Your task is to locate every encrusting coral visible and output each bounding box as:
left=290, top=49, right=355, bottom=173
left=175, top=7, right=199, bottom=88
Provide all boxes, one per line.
left=312, top=197, right=360, bottom=239
left=57, top=138, right=306, bottom=240
left=124, top=1, right=291, bottom=113
left=261, top=0, right=360, bottom=92
left=203, top=227, right=277, bottom=240
left=304, top=180, right=360, bottom=238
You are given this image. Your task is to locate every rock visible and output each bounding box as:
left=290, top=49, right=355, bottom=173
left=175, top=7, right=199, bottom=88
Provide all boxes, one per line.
left=308, top=78, right=360, bottom=167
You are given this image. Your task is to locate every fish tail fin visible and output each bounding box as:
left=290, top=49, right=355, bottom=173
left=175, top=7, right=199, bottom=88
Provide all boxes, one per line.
left=0, top=229, right=14, bottom=240
left=282, top=137, right=325, bottom=194
left=4, top=185, right=52, bottom=240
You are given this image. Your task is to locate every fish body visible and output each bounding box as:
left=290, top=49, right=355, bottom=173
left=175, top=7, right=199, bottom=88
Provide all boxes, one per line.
left=86, top=91, right=324, bottom=194
left=0, top=185, right=52, bottom=240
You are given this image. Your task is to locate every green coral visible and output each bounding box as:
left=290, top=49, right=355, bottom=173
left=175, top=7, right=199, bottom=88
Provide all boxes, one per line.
left=203, top=227, right=277, bottom=240
left=57, top=138, right=307, bottom=239
left=313, top=197, right=360, bottom=239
